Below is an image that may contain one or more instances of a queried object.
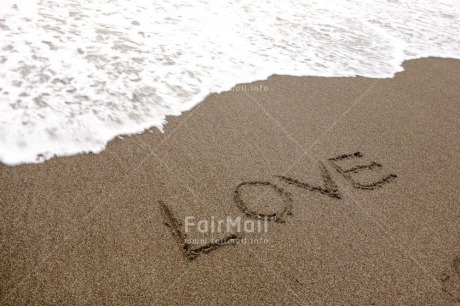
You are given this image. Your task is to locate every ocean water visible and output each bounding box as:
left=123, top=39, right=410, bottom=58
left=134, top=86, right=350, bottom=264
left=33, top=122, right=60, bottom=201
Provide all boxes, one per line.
left=1, top=0, right=459, bottom=165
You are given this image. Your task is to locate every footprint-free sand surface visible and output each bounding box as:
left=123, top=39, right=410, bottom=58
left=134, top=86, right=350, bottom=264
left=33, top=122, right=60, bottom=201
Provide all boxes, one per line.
left=1, top=58, right=459, bottom=305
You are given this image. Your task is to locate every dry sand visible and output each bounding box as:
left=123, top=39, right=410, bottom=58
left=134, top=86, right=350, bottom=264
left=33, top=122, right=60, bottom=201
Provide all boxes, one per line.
left=1, top=58, right=459, bottom=305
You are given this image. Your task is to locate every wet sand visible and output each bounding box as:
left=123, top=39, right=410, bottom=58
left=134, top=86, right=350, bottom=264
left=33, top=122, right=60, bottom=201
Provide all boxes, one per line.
left=1, top=58, right=459, bottom=305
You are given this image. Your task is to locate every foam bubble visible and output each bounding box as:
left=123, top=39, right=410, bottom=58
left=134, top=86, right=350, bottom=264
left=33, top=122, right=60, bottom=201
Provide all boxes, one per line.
left=1, top=0, right=459, bottom=165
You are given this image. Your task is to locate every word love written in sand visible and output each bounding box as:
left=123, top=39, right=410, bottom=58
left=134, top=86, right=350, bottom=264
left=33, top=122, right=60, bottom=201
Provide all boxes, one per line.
left=160, top=152, right=397, bottom=260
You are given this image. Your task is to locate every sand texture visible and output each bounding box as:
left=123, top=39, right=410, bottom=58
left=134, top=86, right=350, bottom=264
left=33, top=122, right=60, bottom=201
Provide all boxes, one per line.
left=1, top=58, right=459, bottom=305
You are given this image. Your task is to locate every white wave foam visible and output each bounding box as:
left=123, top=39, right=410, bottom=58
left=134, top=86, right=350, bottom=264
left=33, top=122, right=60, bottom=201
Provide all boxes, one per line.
left=1, top=0, right=459, bottom=165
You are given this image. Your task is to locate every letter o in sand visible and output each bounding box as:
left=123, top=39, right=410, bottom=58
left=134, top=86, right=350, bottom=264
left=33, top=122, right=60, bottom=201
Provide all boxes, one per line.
left=234, top=181, right=293, bottom=223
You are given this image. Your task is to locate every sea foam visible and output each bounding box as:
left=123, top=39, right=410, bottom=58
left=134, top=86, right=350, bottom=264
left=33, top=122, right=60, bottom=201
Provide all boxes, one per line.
left=1, top=0, right=459, bottom=165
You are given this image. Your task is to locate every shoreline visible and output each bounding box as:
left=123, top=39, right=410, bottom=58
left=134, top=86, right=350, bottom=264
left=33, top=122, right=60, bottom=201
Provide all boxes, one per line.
left=1, top=57, right=459, bottom=304
left=2, top=55, right=460, bottom=168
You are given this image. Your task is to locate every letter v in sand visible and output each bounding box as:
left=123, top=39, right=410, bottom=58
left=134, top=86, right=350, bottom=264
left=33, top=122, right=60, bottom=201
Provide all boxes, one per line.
left=275, top=161, right=342, bottom=199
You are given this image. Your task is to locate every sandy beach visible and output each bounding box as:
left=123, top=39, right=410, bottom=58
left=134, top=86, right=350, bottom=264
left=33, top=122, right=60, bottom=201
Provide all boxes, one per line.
left=1, top=57, right=459, bottom=304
